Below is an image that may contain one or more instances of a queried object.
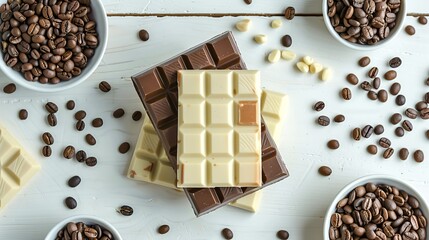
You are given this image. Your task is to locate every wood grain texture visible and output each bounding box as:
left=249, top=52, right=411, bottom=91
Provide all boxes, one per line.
left=0, top=8, right=429, bottom=240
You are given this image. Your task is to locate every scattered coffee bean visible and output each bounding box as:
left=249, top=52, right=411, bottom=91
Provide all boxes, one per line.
left=405, top=25, right=416, bottom=35
left=113, top=108, right=125, bottom=118
left=42, top=145, right=52, bottom=157
left=3, top=83, right=16, bottom=94
left=360, top=81, right=372, bottom=91
left=383, top=148, right=394, bottom=159
left=75, top=110, right=86, bottom=120
left=352, top=127, right=361, bottom=141
left=358, top=56, right=371, bottom=67
left=75, top=120, right=85, bottom=131
left=117, top=205, right=133, bottom=216
left=361, top=125, right=373, bottom=138
left=384, top=70, right=397, bottom=80
left=66, top=100, right=75, bottom=110
left=367, top=91, right=378, bottom=100
left=390, top=113, right=402, bottom=124
left=65, top=196, right=77, bottom=209
left=319, top=166, right=332, bottom=176
left=138, top=29, right=149, bottom=41
left=402, top=120, right=413, bottom=131
left=47, top=113, right=57, bottom=126
left=281, top=35, right=292, bottom=48
left=75, top=150, right=87, bottom=163
left=395, top=95, right=406, bottom=106
left=42, top=132, right=54, bottom=145
left=395, top=127, right=404, bottom=137
left=63, top=145, right=75, bottom=159
left=18, top=109, right=27, bottom=120
left=399, top=148, right=409, bottom=160
left=158, top=225, right=170, bottom=234
left=85, top=134, right=96, bottom=145
left=118, top=142, right=130, bottom=154
left=341, top=88, right=352, bottom=100
left=91, top=118, right=103, bottom=128
left=277, top=230, right=289, bottom=240
left=368, top=67, right=378, bottom=78
left=389, top=57, right=402, bottom=68
left=346, top=73, right=359, bottom=85
left=68, top=176, right=81, bottom=188
left=85, top=157, right=97, bottom=167
left=379, top=137, right=391, bottom=148
left=317, top=116, right=330, bottom=126
left=284, top=7, right=295, bottom=20
left=327, top=139, right=340, bottom=150
left=333, top=114, right=345, bottom=123
left=420, top=108, right=429, bottom=119
left=377, top=89, right=388, bottom=102
left=424, top=92, right=429, bottom=103
left=414, top=150, right=424, bottom=163
left=389, top=82, right=401, bottom=95
left=221, top=228, right=233, bottom=239
left=313, top=101, right=325, bottom=111
left=367, top=145, right=378, bottom=155
left=244, top=0, right=252, bottom=4
left=45, top=102, right=58, bottom=113
left=132, top=111, right=142, bottom=121
left=405, top=108, right=418, bottom=119
left=372, top=77, right=381, bottom=90
left=426, top=130, right=429, bottom=139
left=416, top=101, right=427, bottom=111
left=418, top=16, right=428, bottom=25
left=99, top=81, right=111, bottom=93
left=374, top=124, right=384, bottom=135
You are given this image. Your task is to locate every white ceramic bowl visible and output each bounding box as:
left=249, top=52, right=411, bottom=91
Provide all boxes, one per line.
left=0, top=0, right=108, bottom=92
left=323, top=175, right=429, bottom=240
left=44, top=215, right=122, bottom=240
left=322, top=1, right=407, bottom=50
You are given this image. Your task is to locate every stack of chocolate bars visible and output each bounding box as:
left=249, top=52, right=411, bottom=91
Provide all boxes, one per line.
left=127, top=31, right=289, bottom=217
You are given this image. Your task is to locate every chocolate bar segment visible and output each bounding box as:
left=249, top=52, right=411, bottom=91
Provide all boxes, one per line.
left=132, top=31, right=289, bottom=216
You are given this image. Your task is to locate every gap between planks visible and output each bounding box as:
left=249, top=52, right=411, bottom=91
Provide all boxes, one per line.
left=107, top=13, right=429, bottom=17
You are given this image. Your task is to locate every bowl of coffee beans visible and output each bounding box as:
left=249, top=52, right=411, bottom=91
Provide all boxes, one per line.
left=322, top=0, right=406, bottom=50
left=0, top=0, right=108, bottom=92
left=44, top=215, right=122, bottom=240
left=324, top=175, right=428, bottom=240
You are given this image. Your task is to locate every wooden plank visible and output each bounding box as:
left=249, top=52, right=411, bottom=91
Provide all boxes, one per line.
left=0, top=16, right=428, bottom=239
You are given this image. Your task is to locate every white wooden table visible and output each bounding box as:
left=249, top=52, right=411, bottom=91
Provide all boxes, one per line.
left=1, top=1, right=428, bottom=239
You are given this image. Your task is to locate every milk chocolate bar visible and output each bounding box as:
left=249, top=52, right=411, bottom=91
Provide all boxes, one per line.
left=132, top=31, right=289, bottom=216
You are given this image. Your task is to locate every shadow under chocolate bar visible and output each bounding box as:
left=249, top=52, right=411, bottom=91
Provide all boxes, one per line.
left=132, top=31, right=289, bottom=216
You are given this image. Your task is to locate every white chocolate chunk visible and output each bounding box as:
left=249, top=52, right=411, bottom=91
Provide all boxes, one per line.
left=310, top=62, right=324, bottom=74
left=281, top=50, right=296, bottom=61
left=235, top=19, right=252, bottom=32
left=230, top=190, right=262, bottom=212
left=253, top=34, right=267, bottom=44
left=296, top=62, right=309, bottom=73
left=270, top=19, right=282, bottom=29
left=320, top=68, right=333, bottom=81
left=267, top=50, right=281, bottom=63
left=302, top=56, right=314, bottom=65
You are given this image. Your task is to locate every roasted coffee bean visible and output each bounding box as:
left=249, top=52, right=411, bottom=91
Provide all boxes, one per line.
left=281, top=34, right=292, bottom=47
left=402, top=120, right=413, bottom=131
left=405, top=25, right=416, bottom=35
left=389, top=57, right=402, bottom=68
left=390, top=113, right=402, bottom=124
left=75, top=120, right=85, bottom=131
left=158, top=225, right=170, bottom=235
left=421, top=108, right=429, bottom=119
left=318, top=116, right=330, bottom=126
left=74, top=110, right=86, bottom=120
left=318, top=166, right=332, bottom=176
left=277, top=230, right=289, bottom=240
left=91, top=118, right=103, bottom=128
left=99, top=81, right=111, bottom=92
left=47, top=113, right=57, bottom=126
left=358, top=56, right=371, bottom=67
left=372, top=77, right=381, bottom=89
left=352, top=127, right=361, bottom=140
left=390, top=82, right=401, bottom=95
left=18, top=109, right=28, bottom=120
left=68, top=176, right=81, bottom=188
left=346, top=73, right=359, bottom=85
left=85, top=134, right=96, bottom=145
left=418, top=16, right=428, bottom=25
left=117, top=205, right=133, bottom=216
left=138, top=29, right=149, bottom=41
left=313, top=101, right=325, bottom=111
left=65, top=196, right=77, bottom=209
left=85, top=157, right=97, bottom=167
left=361, top=81, right=372, bottom=91
left=378, top=89, right=388, bottom=102
left=45, top=101, right=58, bottom=113
left=374, top=124, right=384, bottom=135
left=396, top=95, right=406, bottom=106
left=415, top=101, right=427, bottom=111
left=384, top=70, right=397, bottom=80
left=84, top=227, right=98, bottom=238
left=327, top=139, right=340, bottom=150
left=395, top=127, right=404, bottom=137
left=119, top=142, right=130, bottom=154
left=75, top=150, right=87, bottom=163
left=63, top=145, right=75, bottom=159
left=414, top=150, right=424, bottom=163
left=42, top=145, right=51, bottom=157
left=379, top=137, right=391, bottom=148
left=367, top=144, right=378, bottom=155
left=284, top=6, right=295, bottom=20
left=3, top=83, right=16, bottom=93
left=113, top=108, right=125, bottom=118
left=333, top=114, right=345, bottom=123
left=341, top=87, right=352, bottom=100
left=368, top=67, right=378, bottom=78
left=361, top=125, right=373, bottom=138
left=42, top=132, right=54, bottom=145
left=383, top=148, right=394, bottom=159
left=331, top=213, right=342, bottom=228
left=405, top=108, right=418, bottom=119
left=244, top=0, right=252, bottom=4
left=368, top=90, right=378, bottom=100
left=132, top=111, right=142, bottom=121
